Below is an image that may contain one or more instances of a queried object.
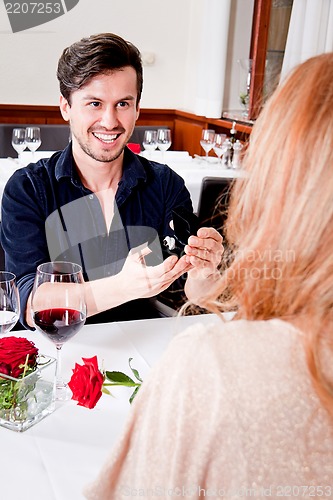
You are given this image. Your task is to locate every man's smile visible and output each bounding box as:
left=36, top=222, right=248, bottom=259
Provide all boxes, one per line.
left=92, top=132, right=121, bottom=143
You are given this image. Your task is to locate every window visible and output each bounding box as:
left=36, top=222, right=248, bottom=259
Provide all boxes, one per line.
left=248, top=0, right=293, bottom=119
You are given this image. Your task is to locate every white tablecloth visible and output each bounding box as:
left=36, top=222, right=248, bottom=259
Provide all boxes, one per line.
left=0, top=315, right=219, bottom=500
left=140, top=150, right=243, bottom=211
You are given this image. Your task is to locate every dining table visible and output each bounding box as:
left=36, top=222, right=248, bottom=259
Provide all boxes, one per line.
left=0, top=150, right=243, bottom=216
left=0, top=313, right=222, bottom=500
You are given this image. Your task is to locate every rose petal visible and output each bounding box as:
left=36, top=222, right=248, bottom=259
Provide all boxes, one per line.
left=0, top=337, right=38, bottom=377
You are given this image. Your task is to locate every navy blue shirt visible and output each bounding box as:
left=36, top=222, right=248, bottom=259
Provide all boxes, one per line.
left=1, top=144, right=192, bottom=327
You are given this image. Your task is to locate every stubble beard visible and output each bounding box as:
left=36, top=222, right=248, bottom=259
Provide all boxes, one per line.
left=75, top=135, right=126, bottom=163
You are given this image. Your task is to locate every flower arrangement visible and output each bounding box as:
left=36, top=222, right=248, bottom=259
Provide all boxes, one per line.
left=0, top=337, right=39, bottom=411
left=68, top=356, right=143, bottom=409
left=0, top=337, right=56, bottom=432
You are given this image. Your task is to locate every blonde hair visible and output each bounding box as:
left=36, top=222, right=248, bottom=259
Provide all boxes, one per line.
left=202, top=53, right=333, bottom=408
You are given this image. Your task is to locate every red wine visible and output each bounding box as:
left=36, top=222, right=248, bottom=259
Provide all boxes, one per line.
left=33, top=308, right=85, bottom=345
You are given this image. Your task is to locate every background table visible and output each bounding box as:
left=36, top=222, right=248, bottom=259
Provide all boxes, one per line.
left=140, top=150, right=243, bottom=211
left=0, top=150, right=243, bottom=215
left=0, top=314, right=220, bottom=500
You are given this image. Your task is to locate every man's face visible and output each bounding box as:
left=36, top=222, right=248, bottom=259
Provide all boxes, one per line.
left=60, top=66, right=140, bottom=164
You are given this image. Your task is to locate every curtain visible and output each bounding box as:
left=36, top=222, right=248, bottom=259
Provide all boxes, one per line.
left=281, top=0, right=333, bottom=81
left=193, top=0, right=231, bottom=118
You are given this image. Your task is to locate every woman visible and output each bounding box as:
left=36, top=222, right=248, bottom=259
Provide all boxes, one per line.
left=85, top=53, right=333, bottom=498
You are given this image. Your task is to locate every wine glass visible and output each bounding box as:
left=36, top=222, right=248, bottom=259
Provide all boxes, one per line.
left=142, top=130, right=157, bottom=159
left=25, top=127, right=41, bottom=162
left=0, top=272, right=20, bottom=334
left=11, top=128, right=26, bottom=165
left=156, top=129, right=172, bottom=163
left=200, top=129, right=215, bottom=161
left=31, top=262, right=86, bottom=401
left=213, top=133, right=227, bottom=165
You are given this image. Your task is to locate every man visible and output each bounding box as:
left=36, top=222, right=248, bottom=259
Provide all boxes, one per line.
left=1, top=33, right=223, bottom=328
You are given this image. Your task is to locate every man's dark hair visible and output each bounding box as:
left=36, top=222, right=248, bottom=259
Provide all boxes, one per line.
left=57, top=32, right=143, bottom=105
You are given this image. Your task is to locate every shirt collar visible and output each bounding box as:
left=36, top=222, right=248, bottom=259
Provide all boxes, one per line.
left=54, top=143, right=77, bottom=182
left=54, top=143, right=147, bottom=188
left=121, top=146, right=147, bottom=188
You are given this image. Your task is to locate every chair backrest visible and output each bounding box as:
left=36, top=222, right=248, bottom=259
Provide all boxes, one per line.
left=129, top=125, right=170, bottom=148
left=197, top=177, right=233, bottom=236
left=0, top=124, right=71, bottom=157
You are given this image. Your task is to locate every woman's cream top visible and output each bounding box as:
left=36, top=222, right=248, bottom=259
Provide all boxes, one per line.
left=85, top=318, right=333, bottom=499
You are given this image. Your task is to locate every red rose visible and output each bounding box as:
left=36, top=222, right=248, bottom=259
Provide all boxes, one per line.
left=0, top=337, right=39, bottom=378
left=68, top=355, right=104, bottom=409
left=0, top=362, right=10, bottom=375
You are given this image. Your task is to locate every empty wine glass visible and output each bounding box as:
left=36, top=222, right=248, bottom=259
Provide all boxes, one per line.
left=200, top=129, right=215, bottom=161
left=0, top=272, right=20, bottom=334
left=157, top=129, right=172, bottom=163
left=31, top=262, right=86, bottom=401
left=213, top=133, right=227, bottom=165
left=142, top=130, right=157, bottom=159
left=11, top=128, right=26, bottom=165
left=25, top=127, right=41, bottom=162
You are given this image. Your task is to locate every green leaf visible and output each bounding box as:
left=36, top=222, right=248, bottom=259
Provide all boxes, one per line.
left=105, top=371, right=136, bottom=386
left=102, top=387, right=112, bottom=396
left=129, top=386, right=140, bottom=404
left=128, top=357, right=143, bottom=383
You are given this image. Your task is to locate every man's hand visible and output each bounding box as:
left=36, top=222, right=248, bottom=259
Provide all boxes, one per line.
left=118, top=244, right=191, bottom=302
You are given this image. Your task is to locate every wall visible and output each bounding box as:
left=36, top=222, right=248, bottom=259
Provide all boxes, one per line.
left=0, top=0, right=253, bottom=113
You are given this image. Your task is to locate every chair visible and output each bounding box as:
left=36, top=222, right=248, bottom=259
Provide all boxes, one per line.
left=0, top=124, right=71, bottom=157
left=197, top=177, right=233, bottom=236
left=149, top=297, right=178, bottom=317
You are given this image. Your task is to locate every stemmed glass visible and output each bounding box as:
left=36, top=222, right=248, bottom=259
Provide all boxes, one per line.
left=0, top=272, right=20, bottom=334
left=25, top=127, right=41, bottom=162
left=213, top=133, right=227, bottom=165
left=31, top=262, right=86, bottom=401
left=157, top=128, right=172, bottom=163
left=200, top=129, right=215, bottom=161
left=11, top=128, right=26, bottom=165
left=142, top=130, right=157, bottom=159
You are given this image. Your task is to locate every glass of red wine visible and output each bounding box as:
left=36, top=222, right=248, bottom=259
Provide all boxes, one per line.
left=31, top=261, right=86, bottom=401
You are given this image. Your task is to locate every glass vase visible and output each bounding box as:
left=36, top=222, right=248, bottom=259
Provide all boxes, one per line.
left=0, top=355, right=56, bottom=432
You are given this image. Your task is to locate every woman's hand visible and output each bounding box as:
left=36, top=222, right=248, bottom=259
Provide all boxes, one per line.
left=185, top=227, right=223, bottom=279
left=184, top=227, right=223, bottom=305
